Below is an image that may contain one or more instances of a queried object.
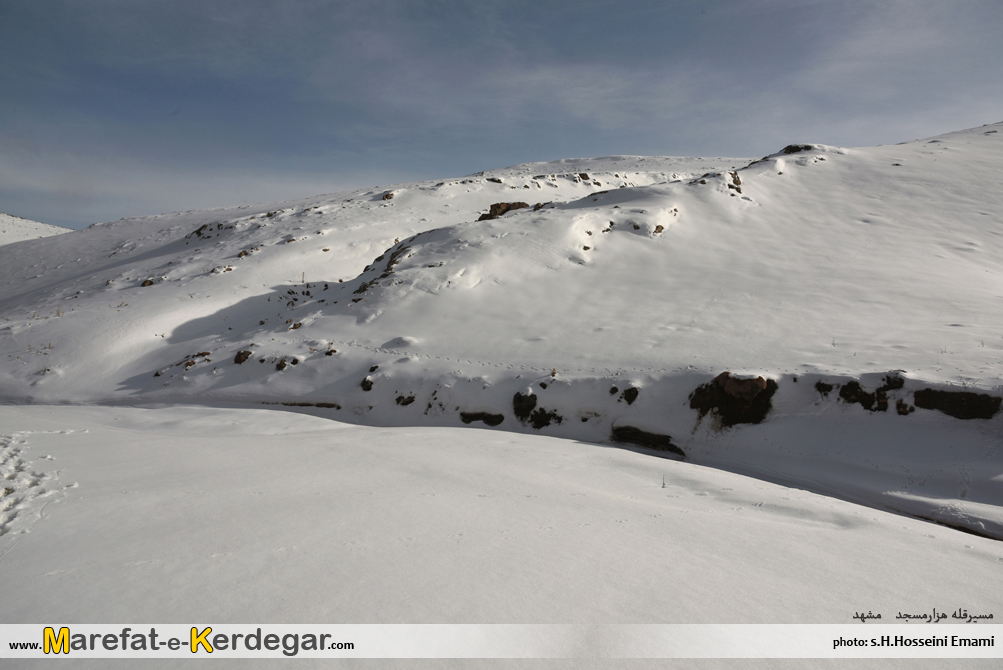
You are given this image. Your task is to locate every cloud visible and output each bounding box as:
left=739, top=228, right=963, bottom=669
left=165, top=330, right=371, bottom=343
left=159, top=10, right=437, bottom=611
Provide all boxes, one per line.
left=2, top=0, right=1002, bottom=226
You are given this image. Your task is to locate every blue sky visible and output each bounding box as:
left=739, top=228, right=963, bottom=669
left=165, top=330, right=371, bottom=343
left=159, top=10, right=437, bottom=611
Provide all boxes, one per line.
left=2, top=0, right=1002, bottom=229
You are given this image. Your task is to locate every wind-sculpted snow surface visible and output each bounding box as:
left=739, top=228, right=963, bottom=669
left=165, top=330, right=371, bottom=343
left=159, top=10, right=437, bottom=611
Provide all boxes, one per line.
left=2, top=127, right=1003, bottom=536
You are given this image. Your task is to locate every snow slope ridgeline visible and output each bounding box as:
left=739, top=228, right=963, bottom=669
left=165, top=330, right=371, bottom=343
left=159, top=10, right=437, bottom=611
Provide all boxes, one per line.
left=2, top=126, right=1002, bottom=537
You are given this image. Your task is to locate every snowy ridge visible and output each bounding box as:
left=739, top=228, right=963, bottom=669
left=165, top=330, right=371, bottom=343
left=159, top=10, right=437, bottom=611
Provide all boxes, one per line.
left=2, top=126, right=1003, bottom=537
left=0, top=212, right=71, bottom=246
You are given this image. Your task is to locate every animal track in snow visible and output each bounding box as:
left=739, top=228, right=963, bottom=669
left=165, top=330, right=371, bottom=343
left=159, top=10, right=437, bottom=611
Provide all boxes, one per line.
left=0, top=431, right=68, bottom=550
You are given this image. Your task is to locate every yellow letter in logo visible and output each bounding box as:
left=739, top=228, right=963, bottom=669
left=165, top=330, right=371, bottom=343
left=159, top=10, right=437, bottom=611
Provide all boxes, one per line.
left=191, top=627, right=213, bottom=654
left=43, top=627, right=69, bottom=654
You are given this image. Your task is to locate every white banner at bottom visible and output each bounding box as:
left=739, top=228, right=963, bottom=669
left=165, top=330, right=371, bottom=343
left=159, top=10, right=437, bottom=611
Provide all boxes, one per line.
left=1, top=624, right=998, bottom=659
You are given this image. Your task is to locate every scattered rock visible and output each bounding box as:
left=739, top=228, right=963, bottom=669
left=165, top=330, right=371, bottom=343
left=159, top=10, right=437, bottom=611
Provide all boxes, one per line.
left=275, top=358, right=288, bottom=371
left=689, top=372, right=778, bottom=427
left=611, top=426, right=685, bottom=458
left=896, top=399, right=915, bottom=415
left=579, top=173, right=589, bottom=180
left=874, top=375, right=904, bottom=412
left=478, top=202, right=530, bottom=221
left=654, top=225, right=664, bottom=234
left=141, top=279, right=154, bottom=287
left=396, top=395, right=415, bottom=406
left=382, top=191, right=395, bottom=200
left=361, top=377, right=373, bottom=392
left=234, top=350, right=252, bottom=364
left=782, top=144, right=813, bottom=154
left=913, top=388, right=1001, bottom=420
left=609, top=386, right=619, bottom=395
left=369, top=365, right=379, bottom=372
left=486, top=177, right=502, bottom=184
left=460, top=412, right=505, bottom=426
left=186, top=222, right=232, bottom=240
left=622, top=387, right=639, bottom=405
left=839, top=375, right=905, bottom=412
left=290, top=322, right=302, bottom=330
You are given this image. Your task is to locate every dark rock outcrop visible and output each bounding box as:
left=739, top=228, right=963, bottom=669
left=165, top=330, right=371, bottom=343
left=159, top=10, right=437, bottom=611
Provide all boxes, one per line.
left=478, top=202, right=529, bottom=221
left=460, top=412, right=505, bottom=426
left=611, top=426, right=685, bottom=458
left=513, top=392, right=537, bottom=422
left=512, top=392, right=562, bottom=429
left=913, top=389, right=1001, bottom=420
left=528, top=407, right=562, bottom=429
left=233, top=350, right=252, bottom=364
left=839, top=381, right=875, bottom=410
left=689, top=372, right=778, bottom=427
left=839, top=375, right=905, bottom=412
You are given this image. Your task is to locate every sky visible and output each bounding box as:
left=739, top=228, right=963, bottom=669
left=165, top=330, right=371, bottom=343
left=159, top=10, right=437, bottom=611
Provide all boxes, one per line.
left=2, top=0, right=1002, bottom=229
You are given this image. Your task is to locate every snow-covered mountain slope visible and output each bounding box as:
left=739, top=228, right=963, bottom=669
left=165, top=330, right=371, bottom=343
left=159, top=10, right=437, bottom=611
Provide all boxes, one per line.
left=0, top=212, right=70, bottom=246
left=2, top=126, right=1003, bottom=537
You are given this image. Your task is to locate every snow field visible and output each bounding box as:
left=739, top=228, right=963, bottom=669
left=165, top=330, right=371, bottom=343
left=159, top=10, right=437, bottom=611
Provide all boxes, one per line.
left=1, top=404, right=1000, bottom=634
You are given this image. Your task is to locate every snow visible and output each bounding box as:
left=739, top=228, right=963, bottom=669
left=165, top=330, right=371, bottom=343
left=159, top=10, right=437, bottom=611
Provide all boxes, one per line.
left=3, top=404, right=1001, bottom=629
left=0, top=212, right=71, bottom=246
left=1, top=124, right=1003, bottom=661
